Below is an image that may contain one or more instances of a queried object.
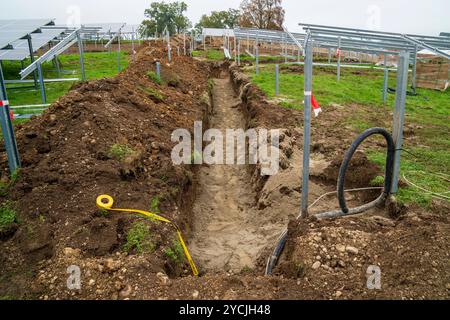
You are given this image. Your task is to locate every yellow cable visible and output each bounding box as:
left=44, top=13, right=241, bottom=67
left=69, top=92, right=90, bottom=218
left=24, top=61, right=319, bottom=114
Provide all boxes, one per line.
left=96, top=195, right=199, bottom=276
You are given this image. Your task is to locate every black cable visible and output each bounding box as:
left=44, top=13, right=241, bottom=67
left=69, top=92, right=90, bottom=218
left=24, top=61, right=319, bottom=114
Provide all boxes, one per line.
left=265, top=128, right=396, bottom=275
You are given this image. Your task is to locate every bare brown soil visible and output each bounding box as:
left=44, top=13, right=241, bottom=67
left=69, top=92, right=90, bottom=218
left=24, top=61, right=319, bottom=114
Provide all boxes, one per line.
left=0, top=44, right=448, bottom=300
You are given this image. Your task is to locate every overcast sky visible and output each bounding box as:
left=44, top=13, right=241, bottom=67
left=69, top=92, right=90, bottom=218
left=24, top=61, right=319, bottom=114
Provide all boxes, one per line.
left=1, top=0, right=449, bottom=35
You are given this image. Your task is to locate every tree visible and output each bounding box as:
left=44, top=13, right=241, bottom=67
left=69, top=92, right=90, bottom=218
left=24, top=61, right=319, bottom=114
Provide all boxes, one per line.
left=139, top=1, right=191, bottom=37
left=195, top=9, right=240, bottom=31
left=239, top=0, right=285, bottom=30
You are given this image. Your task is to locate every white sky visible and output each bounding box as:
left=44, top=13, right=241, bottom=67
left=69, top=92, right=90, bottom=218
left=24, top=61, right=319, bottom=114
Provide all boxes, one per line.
left=1, top=0, right=449, bottom=35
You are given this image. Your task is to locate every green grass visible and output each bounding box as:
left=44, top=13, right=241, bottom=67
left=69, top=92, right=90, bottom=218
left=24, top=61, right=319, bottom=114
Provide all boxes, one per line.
left=0, top=202, right=18, bottom=232
left=146, top=71, right=162, bottom=85
left=138, top=86, right=164, bottom=102
left=164, top=239, right=184, bottom=264
left=150, top=196, right=161, bottom=214
left=108, top=144, right=134, bottom=161
left=123, top=221, right=155, bottom=254
left=2, top=51, right=129, bottom=117
left=246, top=63, right=450, bottom=207
left=193, top=49, right=225, bottom=61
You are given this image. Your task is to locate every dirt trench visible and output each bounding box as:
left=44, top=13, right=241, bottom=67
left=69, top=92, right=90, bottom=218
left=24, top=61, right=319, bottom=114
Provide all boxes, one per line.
left=189, top=77, right=270, bottom=273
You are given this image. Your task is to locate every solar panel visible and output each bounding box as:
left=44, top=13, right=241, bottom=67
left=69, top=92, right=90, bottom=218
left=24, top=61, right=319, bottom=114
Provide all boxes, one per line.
left=0, top=28, right=65, bottom=61
left=203, top=28, right=235, bottom=37
left=82, top=23, right=125, bottom=34
left=0, top=19, right=54, bottom=49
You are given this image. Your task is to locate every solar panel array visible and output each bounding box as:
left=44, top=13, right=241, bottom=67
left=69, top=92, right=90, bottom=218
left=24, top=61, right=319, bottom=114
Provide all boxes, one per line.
left=0, top=19, right=54, bottom=49
left=0, top=28, right=66, bottom=61
left=0, top=19, right=71, bottom=61
left=81, top=23, right=126, bottom=40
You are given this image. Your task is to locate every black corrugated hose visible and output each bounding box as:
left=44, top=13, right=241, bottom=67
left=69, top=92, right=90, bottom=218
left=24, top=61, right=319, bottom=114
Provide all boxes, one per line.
left=265, top=128, right=396, bottom=275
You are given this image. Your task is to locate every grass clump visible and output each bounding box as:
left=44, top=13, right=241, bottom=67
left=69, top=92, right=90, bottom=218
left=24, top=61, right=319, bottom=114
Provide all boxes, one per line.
left=370, top=176, right=385, bottom=187
left=147, top=71, right=162, bottom=85
left=123, top=221, right=155, bottom=254
left=108, top=144, right=134, bottom=161
left=164, top=240, right=184, bottom=264
left=139, top=86, right=165, bottom=102
left=150, top=196, right=161, bottom=214
left=0, top=202, right=18, bottom=232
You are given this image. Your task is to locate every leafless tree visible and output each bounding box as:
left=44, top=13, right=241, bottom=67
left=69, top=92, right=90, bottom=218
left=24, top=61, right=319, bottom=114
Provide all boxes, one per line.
left=239, top=0, right=285, bottom=30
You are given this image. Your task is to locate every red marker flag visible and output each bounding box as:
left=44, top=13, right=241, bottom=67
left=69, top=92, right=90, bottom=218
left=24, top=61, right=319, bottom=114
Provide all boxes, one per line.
left=311, top=94, right=322, bottom=117
left=0, top=100, right=14, bottom=119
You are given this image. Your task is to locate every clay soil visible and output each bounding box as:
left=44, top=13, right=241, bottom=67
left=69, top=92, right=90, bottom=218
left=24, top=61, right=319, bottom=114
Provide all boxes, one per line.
left=0, top=42, right=448, bottom=300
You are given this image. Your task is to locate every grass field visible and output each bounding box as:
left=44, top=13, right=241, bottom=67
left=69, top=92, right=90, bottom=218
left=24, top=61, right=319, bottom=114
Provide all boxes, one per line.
left=2, top=51, right=129, bottom=115
left=245, top=63, right=449, bottom=207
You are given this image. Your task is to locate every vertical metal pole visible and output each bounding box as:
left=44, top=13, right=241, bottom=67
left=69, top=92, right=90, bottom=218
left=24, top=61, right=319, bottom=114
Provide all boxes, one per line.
left=36, top=62, right=46, bottom=104
left=412, top=44, right=418, bottom=93
left=275, top=64, right=279, bottom=96
left=256, top=46, right=259, bottom=75
left=156, top=62, right=161, bottom=80
left=284, top=34, right=287, bottom=64
left=167, top=30, right=171, bottom=63
left=237, top=40, right=241, bottom=66
left=131, top=27, right=135, bottom=59
left=391, top=51, right=410, bottom=194
left=77, top=31, right=86, bottom=81
left=328, top=48, right=331, bottom=64
left=0, top=64, right=20, bottom=174
left=337, top=37, right=341, bottom=81
left=301, top=37, right=313, bottom=218
left=26, top=35, right=39, bottom=89
left=234, top=36, right=237, bottom=63
left=383, top=55, right=389, bottom=105
left=54, top=55, right=61, bottom=77
left=117, top=30, right=121, bottom=72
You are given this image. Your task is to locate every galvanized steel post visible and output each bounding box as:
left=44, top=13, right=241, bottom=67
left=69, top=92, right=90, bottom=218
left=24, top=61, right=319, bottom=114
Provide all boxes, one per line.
left=237, top=40, right=241, bottom=66
left=256, top=46, right=259, bottom=75
left=156, top=62, right=161, bottom=80
left=301, top=35, right=313, bottom=218
left=391, top=51, right=410, bottom=194
left=26, top=34, right=39, bottom=89
left=412, top=44, right=418, bottom=93
left=337, top=36, right=341, bottom=81
left=131, top=27, right=135, bottom=59
left=0, top=64, right=21, bottom=174
left=275, top=64, right=279, bottom=96
left=383, top=54, right=389, bottom=104
left=76, top=31, right=86, bottom=81
left=36, top=62, right=46, bottom=104
left=117, top=29, right=121, bottom=72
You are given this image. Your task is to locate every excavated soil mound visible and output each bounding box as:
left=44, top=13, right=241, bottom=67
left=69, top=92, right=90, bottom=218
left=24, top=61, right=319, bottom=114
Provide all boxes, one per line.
left=0, top=42, right=211, bottom=298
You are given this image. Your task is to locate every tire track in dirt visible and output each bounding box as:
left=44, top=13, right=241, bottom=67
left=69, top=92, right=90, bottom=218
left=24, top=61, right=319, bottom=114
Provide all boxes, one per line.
left=189, top=77, right=268, bottom=273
